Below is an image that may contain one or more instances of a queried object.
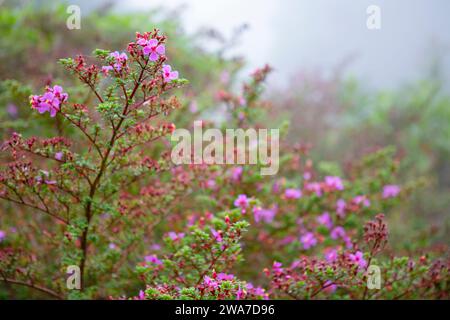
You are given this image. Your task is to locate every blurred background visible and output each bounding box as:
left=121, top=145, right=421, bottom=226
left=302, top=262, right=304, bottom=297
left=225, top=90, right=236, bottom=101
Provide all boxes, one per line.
left=81, top=0, right=450, bottom=89
left=1, top=0, right=449, bottom=244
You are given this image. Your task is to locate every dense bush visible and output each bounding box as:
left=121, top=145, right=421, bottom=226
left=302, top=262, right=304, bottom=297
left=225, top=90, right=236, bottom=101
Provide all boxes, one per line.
left=0, top=28, right=448, bottom=300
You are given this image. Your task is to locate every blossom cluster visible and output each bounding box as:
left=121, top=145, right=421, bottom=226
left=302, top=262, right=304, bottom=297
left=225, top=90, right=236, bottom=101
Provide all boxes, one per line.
left=30, top=85, right=68, bottom=117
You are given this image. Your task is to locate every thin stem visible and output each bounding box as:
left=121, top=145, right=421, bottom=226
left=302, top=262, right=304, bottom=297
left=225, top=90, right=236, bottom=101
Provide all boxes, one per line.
left=1, top=278, right=63, bottom=300
left=78, top=58, right=149, bottom=291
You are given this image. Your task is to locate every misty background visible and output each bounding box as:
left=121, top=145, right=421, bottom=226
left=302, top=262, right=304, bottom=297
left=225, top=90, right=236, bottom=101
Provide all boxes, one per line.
left=68, top=0, right=450, bottom=89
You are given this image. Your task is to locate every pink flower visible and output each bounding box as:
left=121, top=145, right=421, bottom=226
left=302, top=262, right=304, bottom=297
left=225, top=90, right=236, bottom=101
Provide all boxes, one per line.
left=336, top=199, right=346, bottom=218
left=234, top=194, right=249, bottom=213
left=7, top=103, right=18, bottom=117
left=349, top=251, right=367, bottom=269
left=162, top=64, right=179, bottom=82
left=206, top=179, right=216, bottom=189
left=382, top=185, right=401, bottom=199
left=145, top=254, right=162, bottom=265
left=220, top=71, right=230, bottom=84
left=102, top=65, right=113, bottom=75
left=280, top=235, right=295, bottom=245
left=272, top=261, right=283, bottom=273
left=272, top=181, right=281, bottom=193
left=300, top=232, right=317, bottom=250
left=211, top=228, right=223, bottom=243
left=30, top=85, right=68, bottom=117
left=323, top=280, right=337, bottom=294
left=110, top=51, right=128, bottom=61
left=35, top=170, right=57, bottom=186
left=203, top=276, right=218, bottom=290
left=150, top=244, right=161, bottom=251
left=109, top=243, right=117, bottom=250
left=305, top=182, right=322, bottom=196
left=231, top=166, right=243, bottom=182
left=246, top=283, right=268, bottom=299
left=167, top=232, right=185, bottom=241
left=316, top=212, right=333, bottom=229
left=325, top=176, right=344, bottom=191
left=324, top=248, right=338, bottom=262
left=55, top=152, right=63, bottom=161
left=217, top=273, right=234, bottom=281
left=330, top=226, right=346, bottom=240
left=284, top=188, right=302, bottom=200
left=189, top=100, right=198, bottom=113
left=106, top=51, right=128, bottom=73
left=0, top=230, right=6, bottom=242
left=138, top=290, right=145, bottom=300
left=236, top=285, right=244, bottom=300
left=353, top=195, right=371, bottom=207
left=141, top=39, right=165, bottom=61
left=253, top=206, right=276, bottom=224
left=343, top=236, right=353, bottom=249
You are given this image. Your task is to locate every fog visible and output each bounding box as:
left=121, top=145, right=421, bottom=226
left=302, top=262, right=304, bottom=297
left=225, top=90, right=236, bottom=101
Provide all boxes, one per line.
left=85, top=0, right=450, bottom=89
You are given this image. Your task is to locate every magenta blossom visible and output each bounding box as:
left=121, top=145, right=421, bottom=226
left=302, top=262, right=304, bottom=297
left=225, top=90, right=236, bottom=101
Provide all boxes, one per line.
left=30, top=85, right=68, bottom=117
left=110, top=51, right=128, bottom=61
left=203, top=276, right=218, bottom=290
left=0, top=230, right=6, bottom=242
left=231, top=166, right=243, bottom=182
left=35, top=171, right=57, bottom=186
left=234, top=194, right=249, bottom=213
left=272, top=181, right=281, bottom=193
left=323, top=280, right=337, bottom=294
left=343, top=236, right=353, bottom=249
left=246, top=283, right=268, bottom=299
left=336, top=199, right=346, bottom=218
left=300, top=232, right=317, bottom=250
left=167, top=231, right=185, bottom=241
left=330, top=226, right=346, bottom=240
left=316, top=212, right=333, bottom=229
left=353, top=195, right=371, bottom=207
left=7, top=103, right=18, bottom=117
left=145, top=254, right=162, bottom=265
left=189, top=100, right=198, bottom=113
left=236, top=285, right=244, bottom=300
left=348, top=251, right=367, bottom=269
left=324, top=248, right=338, bottom=262
left=140, top=38, right=165, bottom=61
left=284, top=188, right=302, bottom=200
left=325, top=176, right=344, bottom=191
left=210, top=228, right=223, bottom=243
left=253, top=206, right=276, bottom=224
left=103, top=51, right=128, bottom=74
left=217, top=273, right=234, bottom=281
left=138, top=290, right=145, bottom=300
left=162, top=64, right=179, bottom=82
left=305, top=182, right=322, bottom=196
left=102, top=65, right=113, bottom=75
left=382, top=185, right=401, bottom=199
left=55, top=152, right=63, bottom=161
left=150, top=243, right=161, bottom=251
left=272, top=261, right=283, bottom=273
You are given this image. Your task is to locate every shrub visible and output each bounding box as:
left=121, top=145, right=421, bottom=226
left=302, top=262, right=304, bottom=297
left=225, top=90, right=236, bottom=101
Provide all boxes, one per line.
left=0, top=31, right=448, bottom=300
